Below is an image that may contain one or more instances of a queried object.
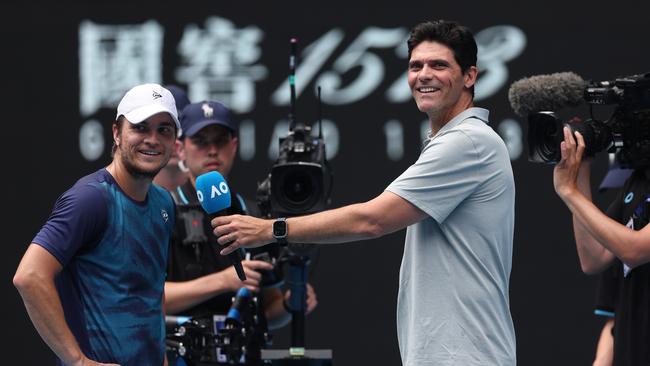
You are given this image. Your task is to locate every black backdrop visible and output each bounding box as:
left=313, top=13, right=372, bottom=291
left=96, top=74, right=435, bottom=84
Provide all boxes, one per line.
left=4, top=1, right=649, bottom=364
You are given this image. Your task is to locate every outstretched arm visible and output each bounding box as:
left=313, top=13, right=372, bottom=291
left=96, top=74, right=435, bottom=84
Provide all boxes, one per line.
left=213, top=191, right=428, bottom=255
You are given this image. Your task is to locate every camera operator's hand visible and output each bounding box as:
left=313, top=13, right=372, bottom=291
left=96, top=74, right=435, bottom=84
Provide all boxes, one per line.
left=554, top=126, right=586, bottom=199
left=212, top=215, right=274, bottom=255
left=218, top=259, right=274, bottom=293
left=284, top=283, right=318, bottom=315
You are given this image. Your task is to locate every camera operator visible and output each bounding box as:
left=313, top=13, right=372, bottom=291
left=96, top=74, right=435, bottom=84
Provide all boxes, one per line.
left=164, top=101, right=317, bottom=364
left=212, top=20, right=516, bottom=366
left=553, top=127, right=650, bottom=365
left=587, top=159, right=631, bottom=366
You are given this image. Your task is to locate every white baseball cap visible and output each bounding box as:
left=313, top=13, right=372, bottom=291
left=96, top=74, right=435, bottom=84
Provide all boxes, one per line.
left=116, top=83, right=182, bottom=136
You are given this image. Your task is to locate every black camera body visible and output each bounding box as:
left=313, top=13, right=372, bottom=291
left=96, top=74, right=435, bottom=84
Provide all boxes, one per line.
left=528, top=72, right=650, bottom=168
left=258, top=122, right=332, bottom=217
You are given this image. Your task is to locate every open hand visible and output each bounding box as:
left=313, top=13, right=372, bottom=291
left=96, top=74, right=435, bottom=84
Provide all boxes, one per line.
left=553, top=126, right=585, bottom=199
left=285, top=283, right=318, bottom=315
left=212, top=215, right=274, bottom=255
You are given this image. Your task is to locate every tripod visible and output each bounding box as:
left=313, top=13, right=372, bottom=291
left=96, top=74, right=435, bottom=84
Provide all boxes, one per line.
left=284, top=251, right=310, bottom=349
left=263, top=245, right=332, bottom=366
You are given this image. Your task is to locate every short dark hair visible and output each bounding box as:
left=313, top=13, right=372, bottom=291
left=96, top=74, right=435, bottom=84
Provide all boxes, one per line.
left=111, top=116, right=125, bottom=157
left=407, top=20, right=477, bottom=74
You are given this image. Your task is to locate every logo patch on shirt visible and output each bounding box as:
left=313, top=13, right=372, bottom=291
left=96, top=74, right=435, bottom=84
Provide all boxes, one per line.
left=161, top=209, right=169, bottom=223
left=624, top=192, right=634, bottom=203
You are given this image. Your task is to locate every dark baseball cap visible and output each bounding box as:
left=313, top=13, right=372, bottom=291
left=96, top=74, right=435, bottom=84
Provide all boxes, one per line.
left=598, top=156, right=633, bottom=192
left=180, top=101, right=237, bottom=138
left=164, top=84, right=191, bottom=116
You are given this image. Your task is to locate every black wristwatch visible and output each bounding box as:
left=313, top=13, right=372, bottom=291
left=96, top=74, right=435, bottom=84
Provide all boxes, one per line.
left=273, top=217, right=288, bottom=245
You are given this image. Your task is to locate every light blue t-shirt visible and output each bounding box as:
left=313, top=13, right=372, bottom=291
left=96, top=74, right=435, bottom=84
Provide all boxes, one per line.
left=386, top=108, right=516, bottom=366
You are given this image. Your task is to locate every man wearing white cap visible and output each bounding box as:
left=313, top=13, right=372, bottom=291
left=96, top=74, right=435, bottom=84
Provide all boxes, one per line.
left=13, top=83, right=181, bottom=365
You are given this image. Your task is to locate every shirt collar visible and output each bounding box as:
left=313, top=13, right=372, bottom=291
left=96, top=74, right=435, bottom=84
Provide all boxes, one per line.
left=423, top=107, right=490, bottom=145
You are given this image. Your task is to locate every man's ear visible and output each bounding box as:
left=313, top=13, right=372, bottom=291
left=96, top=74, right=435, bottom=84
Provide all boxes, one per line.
left=463, top=65, right=478, bottom=89
left=177, top=139, right=186, bottom=161
left=112, top=123, right=121, bottom=146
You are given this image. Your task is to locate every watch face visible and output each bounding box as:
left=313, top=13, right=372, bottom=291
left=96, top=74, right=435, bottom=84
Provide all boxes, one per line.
left=273, top=220, right=287, bottom=237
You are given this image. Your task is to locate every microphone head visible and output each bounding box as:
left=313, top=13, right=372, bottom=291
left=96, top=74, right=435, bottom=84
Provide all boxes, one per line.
left=235, top=287, right=251, bottom=298
left=226, top=287, right=251, bottom=323
left=508, top=72, right=586, bottom=117
left=195, top=171, right=232, bottom=214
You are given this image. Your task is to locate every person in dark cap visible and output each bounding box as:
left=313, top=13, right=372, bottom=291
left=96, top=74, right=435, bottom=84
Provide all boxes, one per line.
left=554, top=126, right=650, bottom=365
left=164, top=100, right=317, bottom=365
left=154, top=84, right=192, bottom=191
left=589, top=153, right=632, bottom=366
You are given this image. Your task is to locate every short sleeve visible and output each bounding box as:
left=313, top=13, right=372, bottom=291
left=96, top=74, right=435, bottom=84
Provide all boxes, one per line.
left=386, top=128, right=483, bottom=223
left=32, top=183, right=108, bottom=266
left=594, top=261, right=620, bottom=318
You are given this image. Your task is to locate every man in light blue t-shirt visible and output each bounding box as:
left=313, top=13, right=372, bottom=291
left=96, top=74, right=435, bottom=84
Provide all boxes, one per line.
left=210, top=20, right=516, bottom=366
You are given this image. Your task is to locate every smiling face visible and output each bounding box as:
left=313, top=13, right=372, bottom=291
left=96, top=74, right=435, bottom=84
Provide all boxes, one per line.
left=407, top=41, right=477, bottom=126
left=113, top=112, right=177, bottom=179
left=179, top=124, right=238, bottom=184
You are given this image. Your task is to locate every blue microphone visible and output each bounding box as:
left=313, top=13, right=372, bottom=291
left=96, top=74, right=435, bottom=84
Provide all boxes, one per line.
left=195, top=171, right=246, bottom=281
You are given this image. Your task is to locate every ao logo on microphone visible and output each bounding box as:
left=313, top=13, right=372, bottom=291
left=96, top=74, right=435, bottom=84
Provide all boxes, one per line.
left=195, top=171, right=232, bottom=214
left=197, top=181, right=229, bottom=203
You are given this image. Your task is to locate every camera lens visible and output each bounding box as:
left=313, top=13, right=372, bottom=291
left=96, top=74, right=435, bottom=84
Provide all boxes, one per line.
left=271, top=162, right=327, bottom=215
left=528, top=112, right=563, bottom=163
left=284, top=171, right=313, bottom=204
left=539, top=121, right=560, bottom=160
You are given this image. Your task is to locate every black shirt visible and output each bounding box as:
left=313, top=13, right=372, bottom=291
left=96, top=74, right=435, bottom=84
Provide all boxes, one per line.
left=166, top=180, right=248, bottom=317
left=595, top=169, right=650, bottom=365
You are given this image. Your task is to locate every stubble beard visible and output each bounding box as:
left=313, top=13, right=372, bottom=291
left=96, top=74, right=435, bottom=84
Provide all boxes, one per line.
left=118, top=145, right=168, bottom=180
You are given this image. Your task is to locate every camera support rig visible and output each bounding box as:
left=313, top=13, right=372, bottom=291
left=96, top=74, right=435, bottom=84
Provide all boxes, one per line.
left=256, top=38, right=333, bottom=366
